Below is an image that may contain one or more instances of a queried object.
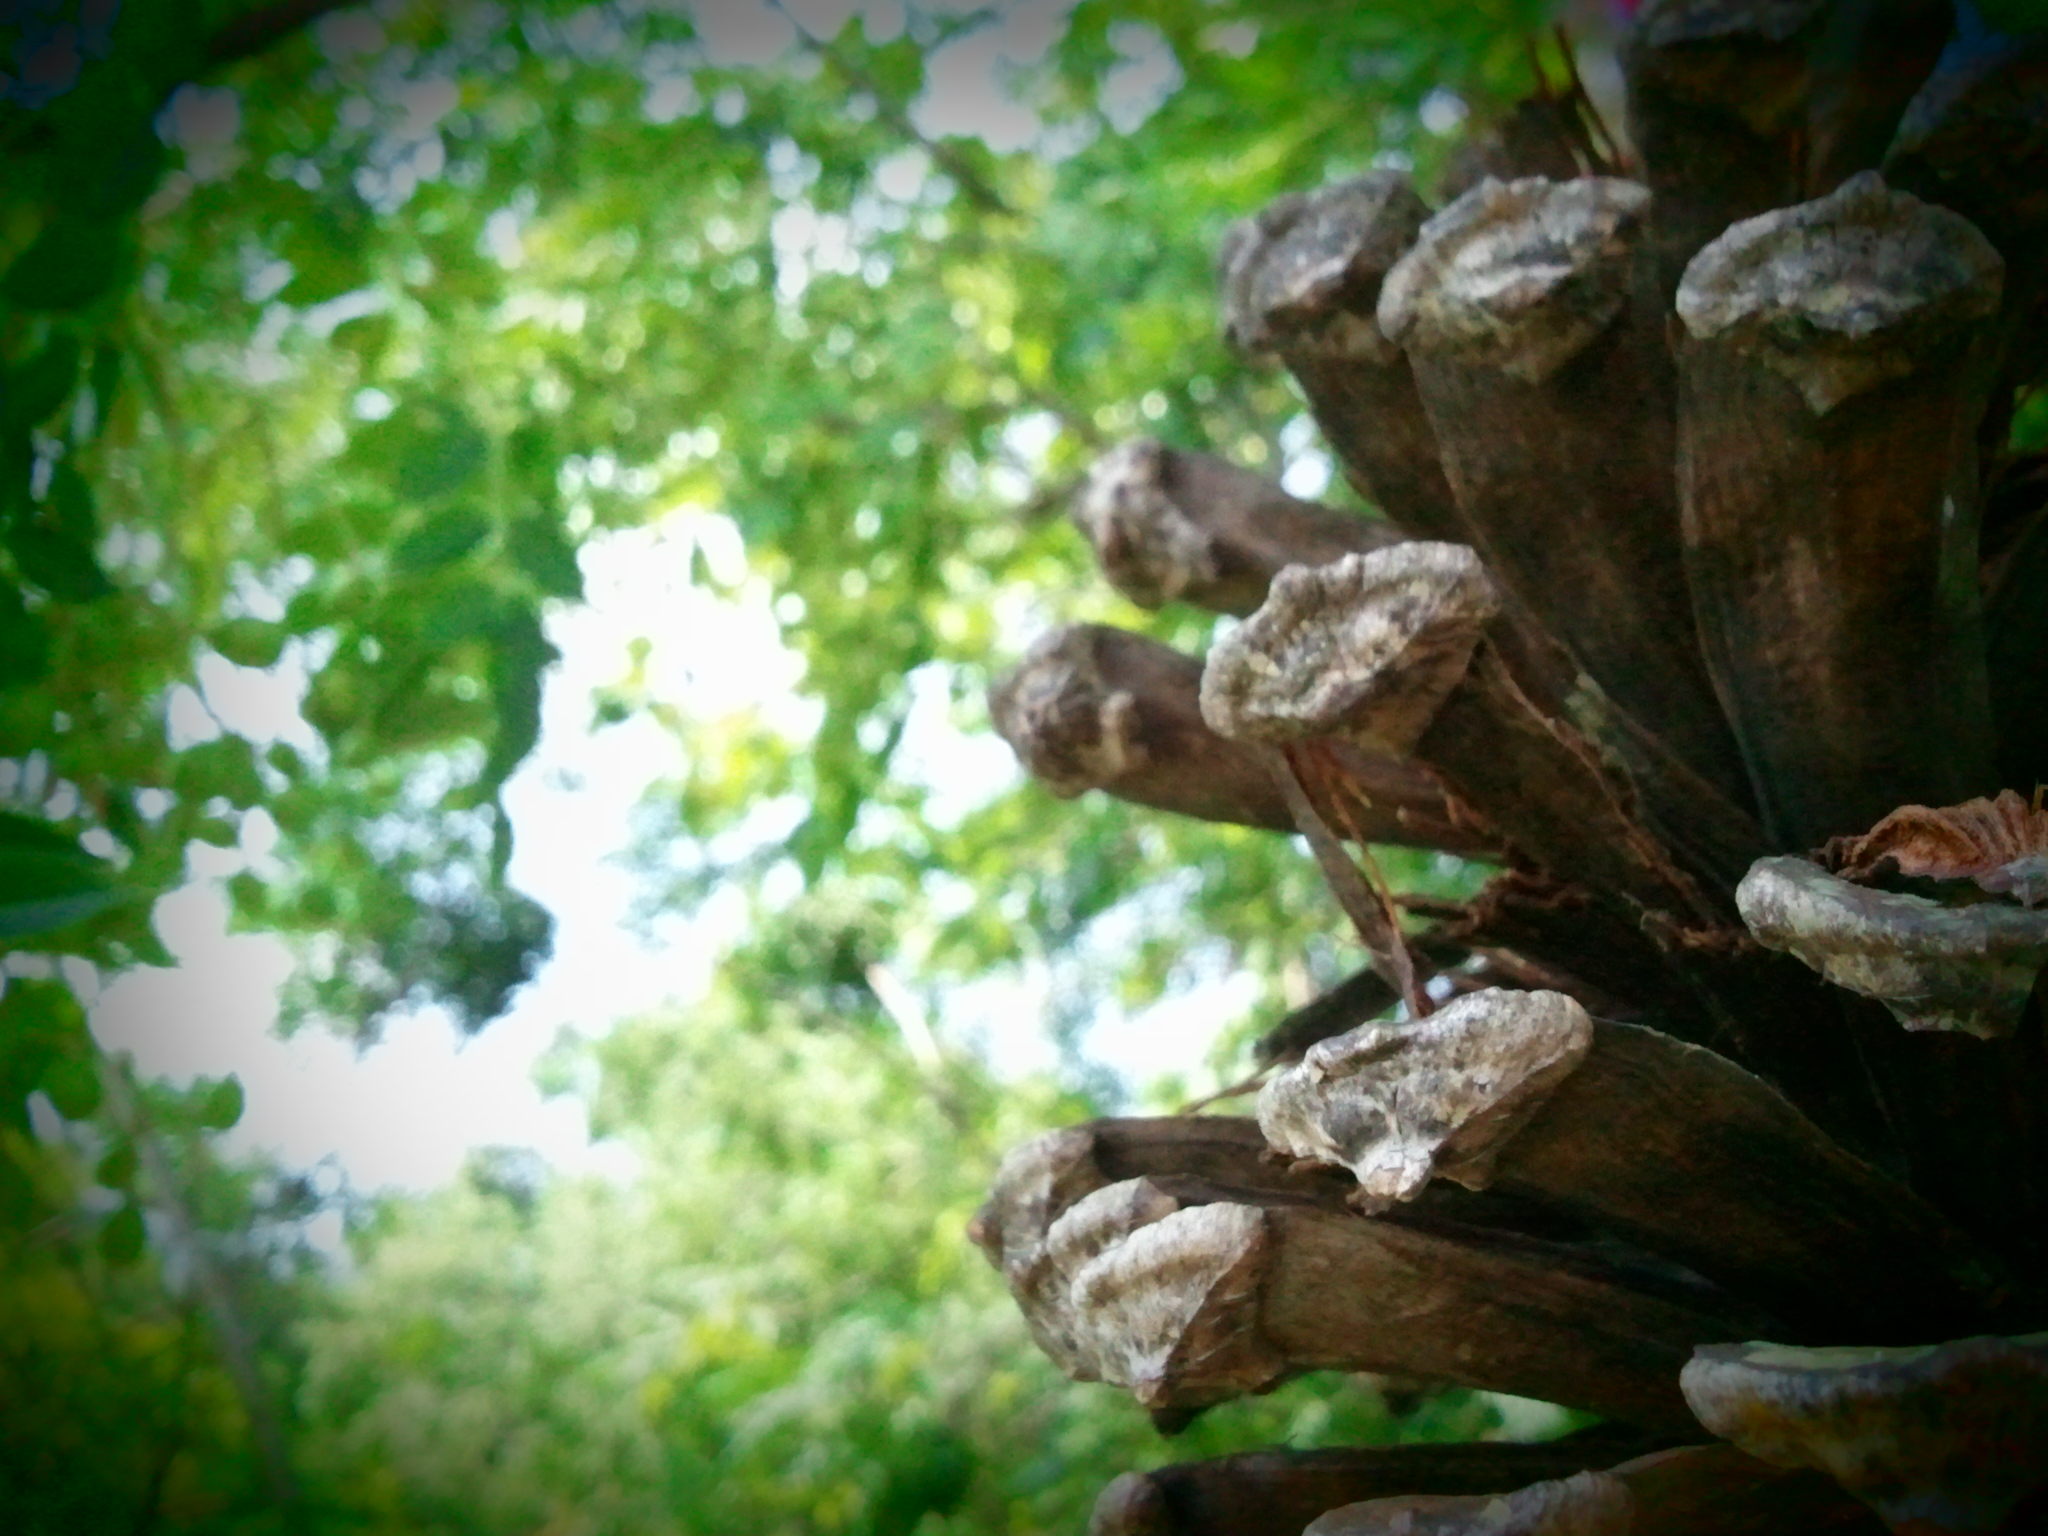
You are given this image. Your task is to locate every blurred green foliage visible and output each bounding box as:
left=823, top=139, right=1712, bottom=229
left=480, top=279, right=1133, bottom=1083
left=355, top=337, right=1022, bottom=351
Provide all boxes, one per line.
left=0, top=0, right=1574, bottom=1530
left=284, top=987, right=1535, bottom=1536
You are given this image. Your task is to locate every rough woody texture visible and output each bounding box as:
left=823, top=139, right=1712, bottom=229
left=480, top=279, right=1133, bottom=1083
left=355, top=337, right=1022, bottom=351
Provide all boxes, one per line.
left=1123, top=1441, right=1891, bottom=1536
left=1986, top=509, right=2048, bottom=797
left=1882, top=25, right=2048, bottom=435
left=987, top=622, right=1482, bottom=852
left=1230, top=1193, right=1751, bottom=1428
left=1071, top=439, right=1400, bottom=616
left=1378, top=175, right=1753, bottom=807
left=1675, top=174, right=2005, bottom=850
left=1264, top=997, right=2014, bottom=1340
left=1377, top=177, right=1651, bottom=386
left=1597, top=1443, right=1891, bottom=1535
left=1252, top=963, right=1407, bottom=1066
left=983, top=15, right=2048, bottom=1522
left=1085, top=1432, right=1684, bottom=1536
left=1052, top=1185, right=1284, bottom=1407
left=1219, top=174, right=1467, bottom=544
left=1675, top=171, right=2005, bottom=417
left=1200, top=544, right=1498, bottom=758
left=1823, top=790, right=2048, bottom=908
left=1621, top=0, right=1950, bottom=300
left=1883, top=31, right=2048, bottom=264
left=1737, top=855, right=2048, bottom=1040
left=1220, top=172, right=1428, bottom=367
left=1886, top=36, right=2048, bottom=797
left=973, top=1120, right=1771, bottom=1432
left=1200, top=542, right=1726, bottom=928
left=1439, top=94, right=1601, bottom=202
left=1681, top=1335, right=2048, bottom=1534
left=968, top=1116, right=1353, bottom=1282
left=1303, top=1471, right=1634, bottom=1536
left=1258, top=988, right=1593, bottom=1212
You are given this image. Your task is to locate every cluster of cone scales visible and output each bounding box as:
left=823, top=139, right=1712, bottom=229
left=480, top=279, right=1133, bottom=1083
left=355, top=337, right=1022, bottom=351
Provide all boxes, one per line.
left=978, top=3, right=2048, bottom=1531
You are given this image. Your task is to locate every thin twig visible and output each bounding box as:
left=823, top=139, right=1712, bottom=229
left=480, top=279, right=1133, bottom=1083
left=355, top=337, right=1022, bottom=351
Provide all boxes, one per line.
left=1307, top=743, right=1434, bottom=1018
left=1554, top=24, right=1625, bottom=172
left=1174, top=1066, right=1272, bottom=1116
left=797, top=30, right=1018, bottom=220
left=1271, top=744, right=1432, bottom=1018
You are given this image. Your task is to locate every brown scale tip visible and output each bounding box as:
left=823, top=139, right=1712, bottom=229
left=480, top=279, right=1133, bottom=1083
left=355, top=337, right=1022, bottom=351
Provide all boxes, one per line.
left=1680, top=1334, right=2048, bottom=1533
left=1377, top=176, right=1651, bottom=384
left=1219, top=171, right=1430, bottom=363
left=1199, top=542, right=1497, bottom=754
left=1675, top=170, right=2004, bottom=415
left=1736, top=855, right=2048, bottom=1039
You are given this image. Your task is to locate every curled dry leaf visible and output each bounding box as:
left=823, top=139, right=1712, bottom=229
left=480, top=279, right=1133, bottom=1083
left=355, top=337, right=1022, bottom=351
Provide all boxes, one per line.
left=1823, top=788, right=2048, bottom=909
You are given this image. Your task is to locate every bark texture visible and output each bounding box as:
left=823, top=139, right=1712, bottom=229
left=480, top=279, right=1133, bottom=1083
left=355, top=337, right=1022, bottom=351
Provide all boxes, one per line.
left=1680, top=1336, right=2048, bottom=1534
left=1087, top=1431, right=1680, bottom=1536
left=1072, top=439, right=1400, bottom=616
left=987, top=622, right=1485, bottom=852
left=1674, top=172, right=2005, bottom=848
left=1220, top=173, right=1467, bottom=543
left=1377, top=175, right=1750, bottom=806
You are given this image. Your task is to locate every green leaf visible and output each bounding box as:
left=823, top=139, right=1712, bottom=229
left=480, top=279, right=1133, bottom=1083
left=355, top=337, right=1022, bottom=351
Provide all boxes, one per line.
left=0, top=882, right=130, bottom=937
left=39, top=1056, right=101, bottom=1120
left=225, top=869, right=268, bottom=925
left=87, top=345, right=125, bottom=426
left=0, top=217, right=128, bottom=312
left=280, top=205, right=374, bottom=305
left=0, top=810, right=88, bottom=858
left=351, top=397, right=490, bottom=504
left=4, top=337, right=84, bottom=432
left=6, top=466, right=113, bottom=600
left=211, top=618, right=288, bottom=669
left=0, top=814, right=132, bottom=938
left=417, top=577, right=509, bottom=652
left=196, top=1074, right=244, bottom=1131
left=191, top=816, right=239, bottom=848
left=174, top=737, right=266, bottom=808
left=332, top=311, right=395, bottom=370
left=5, top=527, right=113, bottom=600
left=50, top=113, right=167, bottom=221
left=391, top=506, right=492, bottom=576
left=0, top=586, right=51, bottom=687
left=0, top=978, right=88, bottom=1099
left=44, top=461, right=99, bottom=543
left=505, top=508, right=582, bottom=599
left=482, top=607, right=556, bottom=792
left=99, top=1202, right=146, bottom=1267
left=95, top=1139, right=138, bottom=1191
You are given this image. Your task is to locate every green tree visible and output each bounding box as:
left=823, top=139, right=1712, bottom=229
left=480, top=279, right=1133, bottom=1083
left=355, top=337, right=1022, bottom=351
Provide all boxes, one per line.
left=292, top=984, right=1515, bottom=1535
left=1, top=1, right=1564, bottom=1529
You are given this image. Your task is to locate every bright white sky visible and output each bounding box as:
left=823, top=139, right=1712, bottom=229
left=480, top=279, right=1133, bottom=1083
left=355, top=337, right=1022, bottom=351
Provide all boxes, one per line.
left=83, top=510, right=1252, bottom=1204
left=88, top=520, right=744, bottom=1195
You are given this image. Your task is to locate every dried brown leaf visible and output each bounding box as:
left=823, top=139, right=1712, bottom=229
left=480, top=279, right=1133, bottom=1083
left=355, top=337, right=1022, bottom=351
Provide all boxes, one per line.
left=1822, top=788, right=2048, bottom=907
